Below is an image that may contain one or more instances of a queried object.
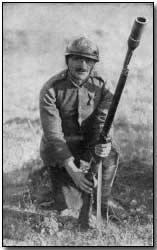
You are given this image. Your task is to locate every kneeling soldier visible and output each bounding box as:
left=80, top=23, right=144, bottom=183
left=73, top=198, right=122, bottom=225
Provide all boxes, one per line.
left=39, top=37, right=121, bottom=227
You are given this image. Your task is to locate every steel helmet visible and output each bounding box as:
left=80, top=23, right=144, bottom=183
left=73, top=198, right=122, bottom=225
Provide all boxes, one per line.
left=65, top=37, right=99, bottom=62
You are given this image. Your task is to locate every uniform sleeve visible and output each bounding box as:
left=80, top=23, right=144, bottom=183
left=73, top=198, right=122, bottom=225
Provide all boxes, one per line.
left=40, top=86, right=72, bottom=165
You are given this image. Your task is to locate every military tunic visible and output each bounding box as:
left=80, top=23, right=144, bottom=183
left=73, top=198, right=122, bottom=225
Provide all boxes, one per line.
left=39, top=69, right=116, bottom=167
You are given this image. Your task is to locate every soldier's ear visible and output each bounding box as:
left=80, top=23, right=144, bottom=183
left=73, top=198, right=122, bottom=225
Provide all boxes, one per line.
left=65, top=55, right=71, bottom=66
left=65, top=56, right=68, bottom=65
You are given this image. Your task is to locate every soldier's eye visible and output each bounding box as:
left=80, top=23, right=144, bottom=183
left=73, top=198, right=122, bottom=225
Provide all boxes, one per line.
left=72, top=55, right=82, bottom=60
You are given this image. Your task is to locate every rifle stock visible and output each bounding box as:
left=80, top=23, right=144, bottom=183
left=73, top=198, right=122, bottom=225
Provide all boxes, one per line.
left=78, top=17, right=147, bottom=229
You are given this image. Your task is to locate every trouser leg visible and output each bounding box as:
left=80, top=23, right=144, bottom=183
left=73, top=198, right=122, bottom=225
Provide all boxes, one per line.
left=101, top=148, right=119, bottom=220
left=47, top=166, right=67, bottom=211
left=48, top=165, right=83, bottom=212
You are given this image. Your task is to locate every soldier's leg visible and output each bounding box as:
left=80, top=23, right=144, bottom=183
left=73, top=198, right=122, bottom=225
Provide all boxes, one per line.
left=101, top=148, right=119, bottom=221
left=48, top=164, right=83, bottom=212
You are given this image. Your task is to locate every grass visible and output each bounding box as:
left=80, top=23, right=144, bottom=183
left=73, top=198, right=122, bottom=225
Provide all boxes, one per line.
left=3, top=118, right=153, bottom=246
left=3, top=207, right=153, bottom=246
left=3, top=195, right=153, bottom=246
left=3, top=3, right=153, bottom=246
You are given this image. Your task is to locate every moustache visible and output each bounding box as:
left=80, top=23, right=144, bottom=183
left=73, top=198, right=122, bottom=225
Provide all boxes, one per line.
left=75, top=67, right=88, bottom=72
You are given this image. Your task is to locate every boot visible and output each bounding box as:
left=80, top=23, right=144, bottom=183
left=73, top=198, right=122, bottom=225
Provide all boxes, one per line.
left=107, top=197, right=128, bottom=222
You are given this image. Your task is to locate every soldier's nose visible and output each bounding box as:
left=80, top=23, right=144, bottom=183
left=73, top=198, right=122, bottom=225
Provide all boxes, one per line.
left=79, top=59, right=87, bottom=67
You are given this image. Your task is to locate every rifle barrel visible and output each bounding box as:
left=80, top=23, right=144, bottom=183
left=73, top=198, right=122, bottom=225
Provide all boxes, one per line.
left=100, top=17, right=147, bottom=141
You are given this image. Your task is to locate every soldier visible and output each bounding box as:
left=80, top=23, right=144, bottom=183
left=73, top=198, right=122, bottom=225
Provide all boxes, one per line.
left=39, top=37, right=121, bottom=228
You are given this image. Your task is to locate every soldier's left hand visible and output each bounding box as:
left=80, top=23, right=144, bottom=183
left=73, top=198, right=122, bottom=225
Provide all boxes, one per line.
left=95, top=142, right=111, bottom=158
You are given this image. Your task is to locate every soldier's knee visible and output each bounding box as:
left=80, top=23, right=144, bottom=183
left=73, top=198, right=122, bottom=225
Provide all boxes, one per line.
left=102, top=147, right=119, bottom=169
left=101, top=148, right=119, bottom=188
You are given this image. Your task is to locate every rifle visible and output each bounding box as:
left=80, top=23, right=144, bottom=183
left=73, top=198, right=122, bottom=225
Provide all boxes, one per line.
left=78, top=17, right=147, bottom=229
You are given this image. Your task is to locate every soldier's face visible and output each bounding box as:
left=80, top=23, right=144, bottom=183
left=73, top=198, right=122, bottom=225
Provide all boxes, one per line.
left=67, top=55, right=95, bottom=82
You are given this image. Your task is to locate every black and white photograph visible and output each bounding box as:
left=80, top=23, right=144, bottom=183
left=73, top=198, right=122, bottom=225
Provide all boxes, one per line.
left=3, top=2, right=154, bottom=246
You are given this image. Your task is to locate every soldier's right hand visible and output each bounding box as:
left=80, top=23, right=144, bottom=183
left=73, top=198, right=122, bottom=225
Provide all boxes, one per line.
left=64, top=157, right=93, bottom=194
